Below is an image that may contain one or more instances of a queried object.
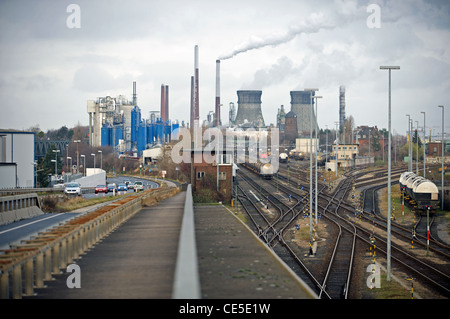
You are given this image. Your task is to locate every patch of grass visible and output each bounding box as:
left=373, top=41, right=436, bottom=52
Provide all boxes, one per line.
left=43, top=193, right=130, bottom=212
left=376, top=274, right=413, bottom=299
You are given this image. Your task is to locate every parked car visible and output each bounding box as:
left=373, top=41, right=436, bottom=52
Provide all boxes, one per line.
left=134, top=181, right=144, bottom=192
left=95, top=185, right=108, bottom=194
left=117, top=183, right=128, bottom=191
left=107, top=183, right=117, bottom=193
left=64, top=182, right=82, bottom=196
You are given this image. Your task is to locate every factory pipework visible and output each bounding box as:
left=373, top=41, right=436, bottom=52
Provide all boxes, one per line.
left=215, top=59, right=220, bottom=127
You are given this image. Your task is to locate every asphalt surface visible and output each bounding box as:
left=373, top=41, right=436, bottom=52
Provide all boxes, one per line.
left=27, top=190, right=186, bottom=299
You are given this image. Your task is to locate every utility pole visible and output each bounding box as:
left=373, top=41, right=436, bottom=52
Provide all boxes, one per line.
left=380, top=65, right=400, bottom=282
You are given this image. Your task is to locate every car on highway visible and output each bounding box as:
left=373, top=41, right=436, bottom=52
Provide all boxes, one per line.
left=133, top=181, right=144, bottom=192
left=64, top=182, right=82, bottom=196
left=117, top=183, right=128, bottom=192
left=107, top=183, right=118, bottom=193
left=95, top=185, right=108, bottom=194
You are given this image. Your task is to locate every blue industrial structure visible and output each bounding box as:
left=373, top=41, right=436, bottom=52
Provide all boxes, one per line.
left=100, top=105, right=179, bottom=155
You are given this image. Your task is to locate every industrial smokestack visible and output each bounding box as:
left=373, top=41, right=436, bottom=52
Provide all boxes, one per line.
left=190, top=76, right=194, bottom=128
left=339, top=85, right=346, bottom=130
left=194, top=45, right=199, bottom=126
left=215, top=59, right=220, bottom=127
left=235, top=90, right=265, bottom=128
left=161, top=84, right=166, bottom=123
left=165, top=85, right=169, bottom=124
left=133, top=81, right=137, bottom=105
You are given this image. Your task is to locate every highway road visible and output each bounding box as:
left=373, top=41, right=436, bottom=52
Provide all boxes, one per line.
left=82, top=176, right=160, bottom=199
left=0, top=176, right=160, bottom=251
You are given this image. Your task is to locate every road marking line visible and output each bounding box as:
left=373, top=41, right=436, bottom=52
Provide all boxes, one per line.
left=0, top=213, right=64, bottom=235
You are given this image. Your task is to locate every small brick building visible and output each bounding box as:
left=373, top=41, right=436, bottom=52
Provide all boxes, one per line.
left=190, top=149, right=233, bottom=204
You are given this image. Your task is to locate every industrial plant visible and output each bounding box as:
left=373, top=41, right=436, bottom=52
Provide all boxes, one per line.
left=87, top=81, right=179, bottom=156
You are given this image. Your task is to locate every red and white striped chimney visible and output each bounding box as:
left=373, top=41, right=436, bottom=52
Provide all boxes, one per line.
left=215, top=59, right=220, bottom=127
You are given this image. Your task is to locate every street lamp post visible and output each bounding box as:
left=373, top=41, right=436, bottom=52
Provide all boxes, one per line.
left=380, top=65, right=400, bottom=282
left=91, top=153, right=96, bottom=169
left=74, top=140, right=81, bottom=174
left=406, top=115, right=411, bottom=171
left=415, top=121, right=419, bottom=175
left=80, top=155, right=85, bottom=176
left=98, top=150, right=103, bottom=171
left=335, top=122, right=339, bottom=177
left=52, top=149, right=60, bottom=177
left=313, top=95, right=322, bottom=226
left=67, top=157, right=72, bottom=174
left=438, top=105, right=444, bottom=210
left=421, top=112, right=426, bottom=178
left=305, top=88, right=318, bottom=254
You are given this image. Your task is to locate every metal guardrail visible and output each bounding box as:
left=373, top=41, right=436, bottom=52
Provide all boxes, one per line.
left=0, top=188, right=173, bottom=299
left=172, top=184, right=201, bottom=299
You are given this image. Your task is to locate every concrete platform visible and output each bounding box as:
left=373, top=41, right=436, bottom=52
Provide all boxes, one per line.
left=25, top=191, right=316, bottom=299
left=28, top=190, right=186, bottom=299
left=195, top=205, right=317, bottom=299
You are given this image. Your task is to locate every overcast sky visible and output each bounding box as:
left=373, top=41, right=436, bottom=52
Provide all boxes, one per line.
left=0, top=0, right=449, bottom=137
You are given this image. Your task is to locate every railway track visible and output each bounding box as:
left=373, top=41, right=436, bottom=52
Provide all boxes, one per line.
left=256, top=161, right=450, bottom=298
left=237, top=166, right=359, bottom=299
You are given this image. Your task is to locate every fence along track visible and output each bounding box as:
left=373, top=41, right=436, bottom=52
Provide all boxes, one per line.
left=0, top=187, right=176, bottom=299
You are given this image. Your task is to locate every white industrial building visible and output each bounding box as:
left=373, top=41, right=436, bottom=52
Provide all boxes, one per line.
left=0, top=131, right=35, bottom=188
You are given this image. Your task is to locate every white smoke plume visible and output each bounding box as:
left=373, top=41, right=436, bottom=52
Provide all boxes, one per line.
left=218, top=12, right=335, bottom=60
left=217, top=0, right=365, bottom=60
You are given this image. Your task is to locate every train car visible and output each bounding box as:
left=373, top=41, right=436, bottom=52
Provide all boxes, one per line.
left=412, top=178, right=439, bottom=211
left=399, top=172, right=415, bottom=193
left=260, top=163, right=274, bottom=179
left=316, top=155, right=326, bottom=166
left=242, top=157, right=274, bottom=180
left=399, top=172, right=439, bottom=213
left=295, top=151, right=304, bottom=161
left=279, top=153, right=288, bottom=163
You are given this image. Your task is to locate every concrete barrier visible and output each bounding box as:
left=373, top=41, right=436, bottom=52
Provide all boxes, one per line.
left=0, top=187, right=178, bottom=299
left=0, top=194, right=44, bottom=226
left=172, top=184, right=201, bottom=299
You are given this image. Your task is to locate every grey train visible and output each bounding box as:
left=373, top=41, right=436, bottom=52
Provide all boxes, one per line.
left=242, top=158, right=275, bottom=180
left=399, top=172, right=439, bottom=212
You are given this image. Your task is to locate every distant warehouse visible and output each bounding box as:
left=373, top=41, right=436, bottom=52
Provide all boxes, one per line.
left=0, top=131, right=35, bottom=188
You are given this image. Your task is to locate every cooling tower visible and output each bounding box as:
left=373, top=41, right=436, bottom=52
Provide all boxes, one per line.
left=290, top=91, right=318, bottom=137
left=235, top=90, right=265, bottom=127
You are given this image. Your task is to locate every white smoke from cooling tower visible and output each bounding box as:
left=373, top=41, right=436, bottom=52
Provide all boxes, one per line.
left=217, top=2, right=365, bottom=61
left=218, top=12, right=334, bottom=60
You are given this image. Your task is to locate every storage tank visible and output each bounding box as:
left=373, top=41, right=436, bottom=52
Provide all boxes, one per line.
left=138, top=125, right=147, bottom=153
left=147, top=123, right=154, bottom=145
left=101, top=126, right=111, bottom=146
left=113, top=126, right=123, bottom=148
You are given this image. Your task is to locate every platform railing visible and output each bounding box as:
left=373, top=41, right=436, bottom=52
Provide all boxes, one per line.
left=172, top=184, right=201, bottom=299
left=0, top=188, right=174, bottom=299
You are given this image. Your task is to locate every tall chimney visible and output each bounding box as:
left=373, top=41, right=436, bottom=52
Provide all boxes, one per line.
left=215, top=60, right=220, bottom=127
left=194, top=45, right=199, bottom=126
left=133, top=81, right=137, bottom=105
left=161, top=84, right=166, bottom=123
left=190, top=76, right=194, bottom=128
left=339, top=85, right=346, bottom=130
left=165, top=85, right=169, bottom=124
